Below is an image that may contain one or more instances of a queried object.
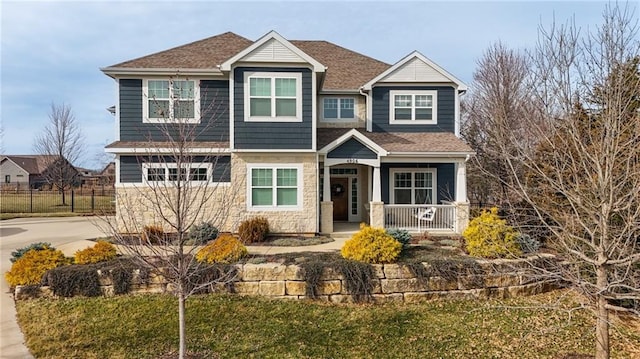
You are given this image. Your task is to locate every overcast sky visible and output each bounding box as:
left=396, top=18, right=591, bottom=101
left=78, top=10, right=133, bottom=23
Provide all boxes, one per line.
left=0, top=1, right=622, bottom=169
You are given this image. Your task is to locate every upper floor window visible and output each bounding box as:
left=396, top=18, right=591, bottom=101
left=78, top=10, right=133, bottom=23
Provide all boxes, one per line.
left=244, top=72, right=302, bottom=122
left=389, top=90, right=437, bottom=124
left=322, top=98, right=355, bottom=121
left=143, top=79, right=200, bottom=124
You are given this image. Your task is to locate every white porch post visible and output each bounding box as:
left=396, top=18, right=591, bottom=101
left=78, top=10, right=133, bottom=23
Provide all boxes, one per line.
left=321, top=164, right=333, bottom=234
left=370, top=165, right=385, bottom=228
left=372, top=166, right=381, bottom=202
left=455, top=161, right=467, bottom=203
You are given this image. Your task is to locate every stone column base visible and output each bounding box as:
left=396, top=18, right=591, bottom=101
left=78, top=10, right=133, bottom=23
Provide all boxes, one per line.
left=320, top=201, right=334, bottom=234
left=455, top=202, right=470, bottom=234
left=369, top=201, right=385, bottom=228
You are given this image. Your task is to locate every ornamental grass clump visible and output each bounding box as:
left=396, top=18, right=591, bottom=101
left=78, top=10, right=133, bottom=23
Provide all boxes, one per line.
left=463, top=207, right=522, bottom=258
left=196, top=234, right=247, bottom=264
left=341, top=224, right=402, bottom=264
left=238, top=216, right=269, bottom=243
left=5, top=247, right=68, bottom=287
left=74, top=240, right=117, bottom=265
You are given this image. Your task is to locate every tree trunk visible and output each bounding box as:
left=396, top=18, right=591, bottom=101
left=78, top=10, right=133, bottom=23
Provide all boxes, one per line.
left=179, top=290, right=186, bottom=359
left=61, top=189, right=66, bottom=206
left=595, top=266, right=610, bottom=359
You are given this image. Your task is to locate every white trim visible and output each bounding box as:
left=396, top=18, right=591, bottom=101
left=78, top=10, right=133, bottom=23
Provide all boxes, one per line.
left=362, top=51, right=468, bottom=91
left=142, top=162, right=212, bottom=185
left=324, top=157, right=378, bottom=168
left=389, top=168, right=437, bottom=205
left=220, top=30, right=325, bottom=72
left=105, top=147, right=231, bottom=154
left=312, top=72, right=317, bottom=150
left=320, top=97, right=357, bottom=122
left=246, top=163, right=304, bottom=211
left=115, top=78, right=120, bottom=141
left=389, top=90, right=438, bottom=125
left=142, top=78, right=201, bottom=124
left=318, top=128, right=388, bottom=157
left=243, top=71, right=302, bottom=122
left=115, top=155, right=121, bottom=186
left=229, top=67, right=235, bottom=149
left=234, top=149, right=316, bottom=153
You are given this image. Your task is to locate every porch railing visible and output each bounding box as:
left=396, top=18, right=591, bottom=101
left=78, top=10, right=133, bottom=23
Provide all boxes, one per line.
left=383, top=204, right=456, bottom=232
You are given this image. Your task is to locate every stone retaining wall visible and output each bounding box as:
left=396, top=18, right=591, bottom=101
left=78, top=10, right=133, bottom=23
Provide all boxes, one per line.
left=15, top=255, right=560, bottom=303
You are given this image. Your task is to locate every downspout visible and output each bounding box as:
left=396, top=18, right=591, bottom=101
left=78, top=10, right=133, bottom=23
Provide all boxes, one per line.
left=359, top=87, right=372, bottom=132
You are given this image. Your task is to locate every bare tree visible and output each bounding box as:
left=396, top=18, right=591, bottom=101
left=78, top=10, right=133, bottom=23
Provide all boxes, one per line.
left=102, top=77, right=240, bottom=359
left=33, top=103, right=84, bottom=204
left=471, top=4, right=640, bottom=358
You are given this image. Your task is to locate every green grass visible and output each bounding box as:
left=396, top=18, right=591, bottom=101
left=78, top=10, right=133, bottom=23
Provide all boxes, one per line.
left=0, top=193, right=114, bottom=214
left=16, top=290, right=640, bottom=358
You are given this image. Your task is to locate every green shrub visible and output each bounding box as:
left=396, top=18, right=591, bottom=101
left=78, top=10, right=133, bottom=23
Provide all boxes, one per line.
left=5, top=248, right=68, bottom=287
left=196, top=234, right=247, bottom=264
left=463, top=207, right=522, bottom=258
left=515, top=233, right=541, bottom=254
left=386, top=228, right=412, bottom=248
left=341, top=224, right=402, bottom=264
left=238, top=217, right=269, bottom=243
left=142, top=225, right=165, bottom=244
left=189, top=222, right=219, bottom=245
left=10, top=242, right=54, bottom=263
left=74, top=240, right=117, bottom=265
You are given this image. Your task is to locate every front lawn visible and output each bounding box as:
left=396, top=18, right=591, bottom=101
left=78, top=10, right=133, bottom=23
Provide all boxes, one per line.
left=16, top=290, right=640, bottom=358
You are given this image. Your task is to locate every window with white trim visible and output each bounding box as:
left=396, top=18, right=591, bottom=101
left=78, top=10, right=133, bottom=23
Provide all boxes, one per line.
left=322, top=98, right=355, bottom=120
left=244, top=72, right=302, bottom=122
left=248, top=164, right=302, bottom=210
left=143, top=163, right=212, bottom=184
left=389, top=90, right=437, bottom=124
left=143, top=79, right=200, bottom=123
left=390, top=169, right=436, bottom=204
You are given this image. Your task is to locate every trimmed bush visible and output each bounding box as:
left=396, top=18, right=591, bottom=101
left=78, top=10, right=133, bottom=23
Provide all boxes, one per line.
left=341, top=224, right=402, bottom=264
left=142, top=225, right=164, bottom=244
left=5, top=248, right=68, bottom=287
left=189, top=222, right=219, bottom=245
left=515, top=233, right=541, bottom=254
left=10, top=242, right=54, bottom=263
left=196, top=234, right=247, bottom=264
left=463, top=207, right=522, bottom=258
left=386, top=228, right=412, bottom=248
left=74, top=240, right=117, bottom=265
left=238, top=217, right=269, bottom=243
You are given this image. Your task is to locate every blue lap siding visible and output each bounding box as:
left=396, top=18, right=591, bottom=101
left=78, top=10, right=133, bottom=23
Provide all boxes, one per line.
left=371, top=86, right=455, bottom=133
left=118, top=79, right=230, bottom=143
left=119, top=155, right=231, bottom=183
left=381, top=163, right=455, bottom=204
left=233, top=67, right=313, bottom=150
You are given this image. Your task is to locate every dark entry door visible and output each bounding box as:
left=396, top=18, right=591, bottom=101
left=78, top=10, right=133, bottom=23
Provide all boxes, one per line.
left=331, top=178, right=349, bottom=221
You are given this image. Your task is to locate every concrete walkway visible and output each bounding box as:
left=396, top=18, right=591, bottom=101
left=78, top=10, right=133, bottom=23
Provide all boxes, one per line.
left=0, top=217, right=357, bottom=358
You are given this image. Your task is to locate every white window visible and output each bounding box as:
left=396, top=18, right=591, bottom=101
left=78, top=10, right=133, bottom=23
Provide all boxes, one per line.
left=244, top=72, right=302, bottom=122
left=390, top=169, right=437, bottom=204
left=143, top=79, right=200, bottom=123
left=248, top=164, right=303, bottom=210
left=142, top=163, right=212, bottom=185
left=322, top=98, right=355, bottom=121
left=389, top=90, right=437, bottom=124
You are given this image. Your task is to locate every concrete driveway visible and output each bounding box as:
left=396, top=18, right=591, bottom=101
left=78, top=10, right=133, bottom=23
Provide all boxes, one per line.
left=0, top=216, right=110, bottom=359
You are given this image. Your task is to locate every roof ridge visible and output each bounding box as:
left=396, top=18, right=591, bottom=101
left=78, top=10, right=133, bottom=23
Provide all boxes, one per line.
left=291, top=39, right=391, bottom=67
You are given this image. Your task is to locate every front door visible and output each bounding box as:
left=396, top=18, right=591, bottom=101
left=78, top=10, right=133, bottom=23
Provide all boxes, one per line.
left=331, top=178, right=349, bottom=221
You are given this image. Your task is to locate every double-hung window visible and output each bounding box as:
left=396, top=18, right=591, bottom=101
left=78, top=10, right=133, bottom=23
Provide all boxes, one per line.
left=390, top=169, right=436, bottom=204
left=245, top=72, right=302, bottom=121
left=143, top=79, right=200, bottom=123
left=248, top=164, right=302, bottom=210
left=322, top=98, right=355, bottom=121
left=389, top=90, right=437, bottom=124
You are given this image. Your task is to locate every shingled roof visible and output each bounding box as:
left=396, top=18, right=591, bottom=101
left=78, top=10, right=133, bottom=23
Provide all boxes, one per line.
left=106, top=32, right=391, bottom=91
left=317, top=129, right=474, bottom=154
left=1, top=155, right=61, bottom=174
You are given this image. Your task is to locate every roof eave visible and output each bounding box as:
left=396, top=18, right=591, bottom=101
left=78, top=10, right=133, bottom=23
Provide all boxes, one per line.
left=387, top=151, right=475, bottom=157
left=100, top=67, right=224, bottom=78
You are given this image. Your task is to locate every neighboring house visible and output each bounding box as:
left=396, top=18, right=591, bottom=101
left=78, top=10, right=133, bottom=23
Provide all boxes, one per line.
left=102, top=31, right=473, bottom=235
left=0, top=155, right=78, bottom=189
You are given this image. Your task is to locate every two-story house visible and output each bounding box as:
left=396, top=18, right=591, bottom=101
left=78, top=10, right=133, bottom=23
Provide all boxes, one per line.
left=102, top=31, right=473, bottom=235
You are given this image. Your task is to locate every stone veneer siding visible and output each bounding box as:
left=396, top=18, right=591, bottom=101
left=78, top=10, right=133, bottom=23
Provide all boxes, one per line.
left=16, top=256, right=560, bottom=303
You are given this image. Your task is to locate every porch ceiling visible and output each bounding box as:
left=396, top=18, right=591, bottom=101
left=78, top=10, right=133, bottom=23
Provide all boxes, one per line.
left=317, top=128, right=474, bottom=155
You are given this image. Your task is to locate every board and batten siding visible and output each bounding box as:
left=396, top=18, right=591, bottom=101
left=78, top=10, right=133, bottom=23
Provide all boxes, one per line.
left=233, top=67, right=313, bottom=150
left=381, top=163, right=455, bottom=204
left=371, top=86, right=455, bottom=133
left=118, top=79, right=230, bottom=143
left=119, top=155, right=231, bottom=183
left=327, top=138, right=377, bottom=159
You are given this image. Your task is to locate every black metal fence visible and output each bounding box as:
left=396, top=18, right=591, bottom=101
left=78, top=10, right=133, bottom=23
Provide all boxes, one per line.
left=0, top=189, right=116, bottom=214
